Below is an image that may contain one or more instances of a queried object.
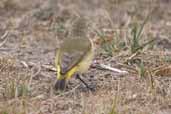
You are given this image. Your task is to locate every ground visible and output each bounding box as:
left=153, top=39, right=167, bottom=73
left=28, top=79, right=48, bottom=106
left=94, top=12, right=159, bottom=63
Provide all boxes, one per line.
left=0, top=0, right=171, bottom=114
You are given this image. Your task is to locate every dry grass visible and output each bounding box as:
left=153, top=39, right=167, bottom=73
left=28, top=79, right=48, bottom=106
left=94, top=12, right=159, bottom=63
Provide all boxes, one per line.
left=0, top=0, right=171, bottom=114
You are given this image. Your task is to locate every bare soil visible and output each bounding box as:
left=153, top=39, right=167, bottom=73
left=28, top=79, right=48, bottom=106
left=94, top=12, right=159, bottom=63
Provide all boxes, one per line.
left=0, top=0, right=171, bottom=114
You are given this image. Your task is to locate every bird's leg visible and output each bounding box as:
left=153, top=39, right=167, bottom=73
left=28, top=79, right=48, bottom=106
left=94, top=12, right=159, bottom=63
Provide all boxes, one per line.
left=76, top=74, right=94, bottom=91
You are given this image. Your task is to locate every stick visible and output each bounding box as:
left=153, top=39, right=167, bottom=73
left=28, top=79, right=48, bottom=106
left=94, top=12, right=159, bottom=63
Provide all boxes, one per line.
left=0, top=31, right=9, bottom=47
left=97, top=64, right=128, bottom=74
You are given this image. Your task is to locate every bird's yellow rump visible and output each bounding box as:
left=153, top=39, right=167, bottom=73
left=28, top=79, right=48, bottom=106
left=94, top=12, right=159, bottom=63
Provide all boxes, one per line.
left=55, top=18, right=94, bottom=90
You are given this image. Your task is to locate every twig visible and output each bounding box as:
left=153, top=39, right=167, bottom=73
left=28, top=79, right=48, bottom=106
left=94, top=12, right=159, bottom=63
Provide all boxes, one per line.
left=126, top=51, right=140, bottom=62
left=20, top=60, right=42, bottom=89
left=20, top=60, right=129, bottom=75
left=97, top=64, right=128, bottom=74
left=32, top=62, right=41, bottom=77
left=20, top=60, right=56, bottom=72
left=42, top=64, right=56, bottom=71
left=116, top=62, right=137, bottom=74
left=28, top=62, right=41, bottom=89
left=20, top=61, right=42, bottom=77
left=20, top=60, right=29, bottom=68
left=0, top=31, right=9, bottom=47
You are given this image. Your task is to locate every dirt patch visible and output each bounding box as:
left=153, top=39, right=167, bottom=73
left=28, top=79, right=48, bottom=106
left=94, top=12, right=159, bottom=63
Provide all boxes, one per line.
left=0, top=0, right=171, bottom=114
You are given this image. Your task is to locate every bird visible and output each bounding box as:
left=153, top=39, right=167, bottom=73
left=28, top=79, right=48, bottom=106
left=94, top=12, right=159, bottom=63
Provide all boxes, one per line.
left=55, top=17, right=94, bottom=91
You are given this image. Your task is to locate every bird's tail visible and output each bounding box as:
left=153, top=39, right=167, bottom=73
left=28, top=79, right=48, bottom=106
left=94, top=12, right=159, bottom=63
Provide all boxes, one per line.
left=55, top=78, right=66, bottom=91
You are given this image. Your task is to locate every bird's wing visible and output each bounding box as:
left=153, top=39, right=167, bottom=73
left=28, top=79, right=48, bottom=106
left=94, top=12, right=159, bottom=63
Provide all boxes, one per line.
left=59, top=50, right=86, bottom=75
left=57, top=38, right=92, bottom=76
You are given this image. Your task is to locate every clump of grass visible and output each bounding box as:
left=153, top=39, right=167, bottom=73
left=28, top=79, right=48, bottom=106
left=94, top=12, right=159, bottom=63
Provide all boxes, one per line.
left=129, top=14, right=155, bottom=54
left=95, top=30, right=126, bottom=56
left=95, top=30, right=113, bottom=56
left=95, top=13, right=155, bottom=57
left=130, top=22, right=142, bottom=53
left=3, top=80, right=30, bottom=99
left=3, top=70, right=31, bottom=100
left=108, top=83, right=121, bottom=114
left=108, top=102, right=118, bottom=114
left=136, top=61, right=147, bottom=78
left=0, top=57, right=31, bottom=99
left=163, top=55, right=171, bottom=63
left=0, top=57, right=31, bottom=114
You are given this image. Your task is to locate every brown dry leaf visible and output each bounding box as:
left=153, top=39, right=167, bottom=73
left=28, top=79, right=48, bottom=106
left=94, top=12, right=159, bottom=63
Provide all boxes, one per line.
left=154, top=65, right=171, bottom=76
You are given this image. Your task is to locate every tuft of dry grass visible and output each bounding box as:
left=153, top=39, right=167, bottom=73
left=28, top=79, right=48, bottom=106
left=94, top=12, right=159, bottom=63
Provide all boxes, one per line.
left=0, top=0, right=171, bottom=114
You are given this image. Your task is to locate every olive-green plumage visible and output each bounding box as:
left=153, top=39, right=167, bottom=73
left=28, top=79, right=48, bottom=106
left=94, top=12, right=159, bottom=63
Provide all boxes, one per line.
left=55, top=17, right=94, bottom=90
